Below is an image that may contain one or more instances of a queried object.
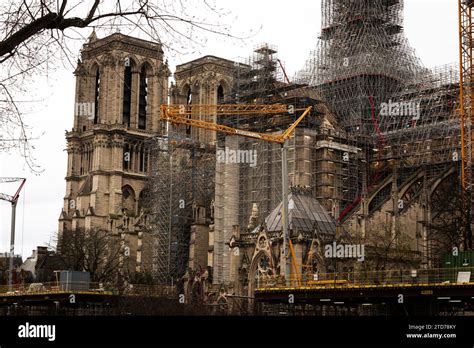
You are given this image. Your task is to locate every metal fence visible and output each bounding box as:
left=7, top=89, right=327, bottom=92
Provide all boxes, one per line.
left=256, top=267, right=474, bottom=290
left=0, top=282, right=176, bottom=298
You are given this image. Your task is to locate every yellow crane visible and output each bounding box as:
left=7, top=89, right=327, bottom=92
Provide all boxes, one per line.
left=459, top=0, right=473, bottom=191
left=160, top=104, right=313, bottom=285
left=458, top=0, right=474, bottom=248
left=160, top=104, right=312, bottom=144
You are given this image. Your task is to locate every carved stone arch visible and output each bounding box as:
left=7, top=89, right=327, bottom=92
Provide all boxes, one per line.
left=137, top=62, right=153, bottom=132
left=122, top=183, right=138, bottom=196
left=121, top=185, right=137, bottom=216
left=253, top=229, right=272, bottom=254
left=368, top=181, right=392, bottom=214
left=191, top=78, right=202, bottom=93
left=186, top=79, right=201, bottom=105
left=138, top=60, right=156, bottom=75
left=304, top=237, right=327, bottom=275
left=399, top=171, right=426, bottom=208
left=429, top=168, right=459, bottom=219
left=89, top=61, right=101, bottom=76
left=248, top=249, right=274, bottom=297
left=367, top=177, right=392, bottom=203
left=216, top=78, right=231, bottom=104
left=123, top=55, right=139, bottom=72
left=399, top=170, right=426, bottom=198
left=138, top=188, right=150, bottom=214
left=249, top=250, right=272, bottom=276
left=429, top=166, right=457, bottom=196
left=179, top=82, right=192, bottom=97
left=247, top=228, right=276, bottom=294
left=122, top=57, right=138, bottom=127
left=217, top=78, right=232, bottom=93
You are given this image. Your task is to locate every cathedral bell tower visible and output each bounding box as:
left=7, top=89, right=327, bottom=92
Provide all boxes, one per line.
left=59, top=32, right=170, bottom=235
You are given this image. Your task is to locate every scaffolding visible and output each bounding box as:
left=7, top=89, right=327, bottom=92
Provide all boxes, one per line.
left=458, top=0, right=474, bottom=193
left=382, top=65, right=460, bottom=167
left=210, top=44, right=359, bottom=283
left=147, top=1, right=465, bottom=283
left=146, top=132, right=215, bottom=284
left=218, top=46, right=317, bottom=232
left=295, top=0, right=461, bottom=221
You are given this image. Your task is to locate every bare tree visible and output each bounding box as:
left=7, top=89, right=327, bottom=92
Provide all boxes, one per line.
left=55, top=227, right=122, bottom=283
left=56, top=227, right=85, bottom=272
left=0, top=0, right=239, bottom=171
left=427, top=173, right=469, bottom=265
left=363, top=222, right=419, bottom=271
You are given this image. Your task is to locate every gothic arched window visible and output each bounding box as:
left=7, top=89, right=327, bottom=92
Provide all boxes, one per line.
left=123, top=64, right=133, bottom=127
left=94, top=69, right=100, bottom=124
left=138, top=189, right=149, bottom=214
left=186, top=86, right=192, bottom=135
left=186, top=87, right=192, bottom=105
left=217, top=85, right=224, bottom=104
left=139, top=144, right=148, bottom=173
left=138, top=66, right=149, bottom=130
left=122, top=185, right=136, bottom=215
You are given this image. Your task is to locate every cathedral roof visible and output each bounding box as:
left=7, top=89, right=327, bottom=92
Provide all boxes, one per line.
left=265, top=192, right=336, bottom=237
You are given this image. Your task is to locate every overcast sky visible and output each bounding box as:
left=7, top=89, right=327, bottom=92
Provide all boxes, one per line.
left=0, top=0, right=459, bottom=259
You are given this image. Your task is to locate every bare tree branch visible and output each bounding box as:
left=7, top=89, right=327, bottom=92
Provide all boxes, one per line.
left=0, top=0, right=244, bottom=171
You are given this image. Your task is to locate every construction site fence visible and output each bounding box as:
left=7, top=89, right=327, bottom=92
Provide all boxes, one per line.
left=0, top=282, right=177, bottom=298
left=256, top=267, right=474, bottom=289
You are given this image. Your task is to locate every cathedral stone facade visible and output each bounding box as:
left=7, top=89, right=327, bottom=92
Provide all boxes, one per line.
left=171, top=55, right=237, bottom=145
left=58, top=33, right=458, bottom=300
left=59, top=33, right=170, bottom=274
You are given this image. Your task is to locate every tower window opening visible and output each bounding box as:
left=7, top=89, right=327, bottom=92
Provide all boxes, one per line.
left=94, top=70, right=100, bottom=124
left=217, top=85, right=224, bottom=104
left=186, top=88, right=192, bottom=135
left=139, top=146, right=147, bottom=173
left=138, top=66, right=148, bottom=130
left=123, top=65, right=132, bottom=127
left=80, top=153, right=84, bottom=175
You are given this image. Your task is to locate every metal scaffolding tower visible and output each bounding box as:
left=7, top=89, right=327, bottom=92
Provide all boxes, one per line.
left=146, top=134, right=215, bottom=284
left=296, top=0, right=461, bottom=222
left=458, top=0, right=474, bottom=249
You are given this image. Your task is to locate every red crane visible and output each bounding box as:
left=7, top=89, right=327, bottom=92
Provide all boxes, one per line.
left=0, top=177, right=26, bottom=288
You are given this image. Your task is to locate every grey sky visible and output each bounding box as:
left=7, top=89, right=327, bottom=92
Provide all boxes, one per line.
left=0, top=0, right=459, bottom=258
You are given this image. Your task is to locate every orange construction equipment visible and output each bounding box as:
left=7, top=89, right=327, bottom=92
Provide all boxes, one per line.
left=458, top=0, right=474, bottom=248
left=459, top=0, right=474, bottom=191
left=160, top=104, right=313, bottom=284
left=160, top=104, right=312, bottom=144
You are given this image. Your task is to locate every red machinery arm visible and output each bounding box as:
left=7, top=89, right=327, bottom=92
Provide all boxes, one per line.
left=0, top=178, right=26, bottom=203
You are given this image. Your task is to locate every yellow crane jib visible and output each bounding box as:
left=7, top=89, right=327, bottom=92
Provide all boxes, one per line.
left=159, top=104, right=313, bottom=285
left=160, top=104, right=313, bottom=144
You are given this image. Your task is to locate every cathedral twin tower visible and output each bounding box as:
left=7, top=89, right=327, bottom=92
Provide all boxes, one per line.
left=59, top=33, right=170, bottom=235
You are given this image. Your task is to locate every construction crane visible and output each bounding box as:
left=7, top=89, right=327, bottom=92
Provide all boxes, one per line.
left=161, top=104, right=313, bottom=285
left=0, top=177, right=26, bottom=288
left=458, top=0, right=474, bottom=249
left=160, top=104, right=311, bottom=144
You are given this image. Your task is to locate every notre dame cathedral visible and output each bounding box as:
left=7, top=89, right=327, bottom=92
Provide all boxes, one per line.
left=58, top=29, right=461, bottom=302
